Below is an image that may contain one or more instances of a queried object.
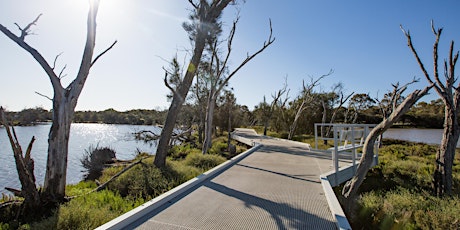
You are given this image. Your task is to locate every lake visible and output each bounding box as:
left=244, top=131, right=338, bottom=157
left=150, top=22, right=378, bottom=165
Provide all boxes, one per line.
left=0, top=125, right=454, bottom=195
left=383, top=128, right=456, bottom=147
left=0, top=123, right=161, bottom=194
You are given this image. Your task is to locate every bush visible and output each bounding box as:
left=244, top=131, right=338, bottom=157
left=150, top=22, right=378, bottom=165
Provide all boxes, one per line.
left=184, top=152, right=226, bottom=171
left=81, top=145, right=116, bottom=181
left=168, top=143, right=201, bottom=160
left=357, top=188, right=460, bottom=230
left=348, top=141, right=460, bottom=229
left=24, top=190, right=143, bottom=230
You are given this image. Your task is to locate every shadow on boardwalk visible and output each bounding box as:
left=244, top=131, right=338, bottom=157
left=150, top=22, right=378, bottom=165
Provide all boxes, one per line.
left=205, top=181, right=334, bottom=230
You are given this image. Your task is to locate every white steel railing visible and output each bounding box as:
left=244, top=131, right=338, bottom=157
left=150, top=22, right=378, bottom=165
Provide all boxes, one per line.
left=314, top=123, right=379, bottom=186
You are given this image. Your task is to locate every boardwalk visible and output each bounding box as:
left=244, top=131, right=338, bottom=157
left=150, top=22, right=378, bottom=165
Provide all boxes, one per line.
left=124, top=129, right=342, bottom=229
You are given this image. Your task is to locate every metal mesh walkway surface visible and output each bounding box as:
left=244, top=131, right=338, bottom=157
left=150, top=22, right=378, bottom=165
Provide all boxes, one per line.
left=126, top=129, right=338, bottom=230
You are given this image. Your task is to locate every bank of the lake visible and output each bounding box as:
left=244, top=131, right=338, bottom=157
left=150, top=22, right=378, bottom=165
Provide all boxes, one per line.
left=0, top=125, right=454, bottom=195
left=384, top=128, right=460, bottom=147
left=0, top=123, right=161, bottom=194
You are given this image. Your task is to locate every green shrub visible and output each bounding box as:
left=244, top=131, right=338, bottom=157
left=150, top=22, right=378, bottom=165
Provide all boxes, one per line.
left=208, top=141, right=228, bottom=155
left=105, top=157, right=205, bottom=199
left=66, top=181, right=97, bottom=197
left=184, top=152, right=226, bottom=171
left=349, top=141, right=460, bottom=229
left=168, top=143, right=201, bottom=160
left=22, top=190, right=142, bottom=230
left=357, top=188, right=460, bottom=230
left=107, top=163, right=171, bottom=198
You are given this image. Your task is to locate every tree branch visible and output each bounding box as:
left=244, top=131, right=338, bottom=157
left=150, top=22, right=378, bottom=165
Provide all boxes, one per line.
left=0, top=19, right=62, bottom=93
left=34, top=91, right=53, bottom=101
left=401, top=24, right=444, bottom=95
left=216, top=19, right=275, bottom=94
left=164, top=71, right=184, bottom=104
left=52, top=52, right=63, bottom=70
left=15, top=14, right=42, bottom=40
left=91, top=40, right=117, bottom=67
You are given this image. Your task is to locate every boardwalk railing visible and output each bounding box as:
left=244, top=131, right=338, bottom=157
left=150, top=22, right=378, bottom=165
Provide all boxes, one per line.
left=314, top=123, right=380, bottom=186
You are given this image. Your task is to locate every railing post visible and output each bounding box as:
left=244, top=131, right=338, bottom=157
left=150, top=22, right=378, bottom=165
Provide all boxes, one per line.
left=351, top=126, right=356, bottom=173
left=333, top=126, right=339, bottom=185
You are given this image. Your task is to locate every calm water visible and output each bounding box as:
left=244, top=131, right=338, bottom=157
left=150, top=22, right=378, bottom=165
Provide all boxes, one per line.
left=383, top=128, right=459, bottom=147
left=0, top=125, right=453, bottom=195
left=0, top=123, right=161, bottom=194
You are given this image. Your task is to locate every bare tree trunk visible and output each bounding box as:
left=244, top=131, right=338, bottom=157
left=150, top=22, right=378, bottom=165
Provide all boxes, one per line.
left=0, top=0, right=115, bottom=202
left=227, top=105, right=232, bottom=152
left=155, top=37, right=206, bottom=166
left=43, top=100, right=73, bottom=201
left=0, top=107, right=41, bottom=213
left=198, top=17, right=274, bottom=154
left=434, top=106, right=459, bottom=195
left=202, top=95, right=216, bottom=154
left=288, top=100, right=306, bottom=140
left=342, top=84, right=431, bottom=205
left=155, top=0, right=233, bottom=168
left=401, top=22, right=459, bottom=196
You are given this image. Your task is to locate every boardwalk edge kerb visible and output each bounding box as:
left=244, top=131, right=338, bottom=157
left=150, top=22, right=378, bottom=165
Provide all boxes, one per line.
left=95, top=144, right=263, bottom=230
left=320, top=173, right=352, bottom=230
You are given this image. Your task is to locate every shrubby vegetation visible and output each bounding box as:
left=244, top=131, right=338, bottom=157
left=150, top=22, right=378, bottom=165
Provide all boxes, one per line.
left=0, top=135, right=247, bottom=229
left=339, top=140, right=460, bottom=229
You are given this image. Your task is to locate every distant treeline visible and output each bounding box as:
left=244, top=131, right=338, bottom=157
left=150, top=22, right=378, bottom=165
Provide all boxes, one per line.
left=1, top=98, right=445, bottom=129
left=2, top=107, right=168, bottom=126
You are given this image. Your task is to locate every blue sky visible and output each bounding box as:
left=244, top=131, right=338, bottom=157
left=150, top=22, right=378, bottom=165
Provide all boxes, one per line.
left=0, top=0, right=459, bottom=111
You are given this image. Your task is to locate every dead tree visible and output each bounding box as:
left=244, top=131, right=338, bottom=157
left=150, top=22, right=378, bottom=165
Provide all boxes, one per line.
left=288, top=70, right=332, bottom=140
left=261, top=78, right=289, bottom=136
left=401, top=22, right=459, bottom=196
left=342, top=80, right=432, bottom=207
left=201, top=18, right=274, bottom=154
left=0, top=107, right=40, bottom=215
left=155, top=0, right=235, bottom=168
left=321, top=85, right=354, bottom=144
left=0, top=0, right=116, bottom=202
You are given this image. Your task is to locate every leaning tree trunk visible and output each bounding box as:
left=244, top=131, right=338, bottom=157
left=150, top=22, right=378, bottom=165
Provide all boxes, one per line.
left=155, top=33, right=207, bottom=168
left=342, top=85, right=431, bottom=207
left=434, top=106, right=459, bottom=196
left=289, top=101, right=306, bottom=140
left=202, top=95, right=216, bottom=154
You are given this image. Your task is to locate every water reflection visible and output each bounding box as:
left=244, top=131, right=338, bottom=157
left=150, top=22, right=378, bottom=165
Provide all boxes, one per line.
left=0, top=123, right=161, bottom=194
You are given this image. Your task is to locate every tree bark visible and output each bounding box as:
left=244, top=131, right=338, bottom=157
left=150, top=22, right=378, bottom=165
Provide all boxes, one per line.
left=202, top=94, right=217, bottom=154
left=0, top=107, right=41, bottom=212
left=401, top=22, right=459, bottom=196
left=342, top=85, right=431, bottom=202
left=43, top=99, right=74, bottom=201
left=155, top=29, right=207, bottom=168
left=0, top=0, right=115, bottom=202
left=433, top=105, right=459, bottom=195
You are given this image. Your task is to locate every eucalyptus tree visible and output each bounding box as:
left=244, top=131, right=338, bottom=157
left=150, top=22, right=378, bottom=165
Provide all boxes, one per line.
left=342, top=80, right=432, bottom=206
left=288, top=71, right=332, bottom=140
left=200, top=16, right=274, bottom=154
left=344, top=93, right=375, bottom=123
left=402, top=22, right=459, bottom=196
left=0, top=0, right=116, bottom=202
left=255, top=79, right=289, bottom=136
left=155, top=0, right=236, bottom=167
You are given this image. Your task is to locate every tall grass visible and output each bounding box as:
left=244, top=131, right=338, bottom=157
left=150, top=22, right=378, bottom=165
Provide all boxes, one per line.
left=0, top=137, right=242, bottom=229
left=348, top=140, right=460, bottom=229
